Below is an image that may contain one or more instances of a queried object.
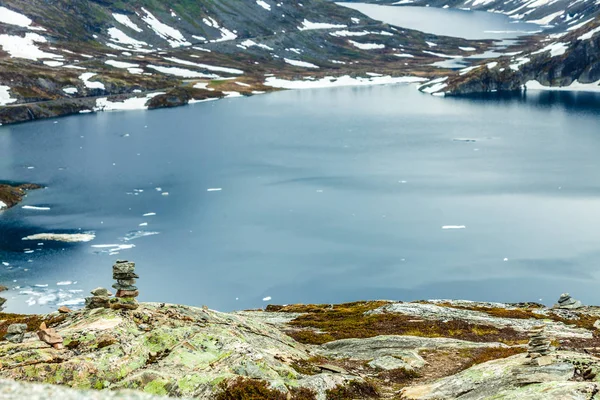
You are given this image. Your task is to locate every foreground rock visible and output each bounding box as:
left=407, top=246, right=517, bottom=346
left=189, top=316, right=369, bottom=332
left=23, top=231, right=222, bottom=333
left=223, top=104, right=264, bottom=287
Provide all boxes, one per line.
left=0, top=298, right=599, bottom=399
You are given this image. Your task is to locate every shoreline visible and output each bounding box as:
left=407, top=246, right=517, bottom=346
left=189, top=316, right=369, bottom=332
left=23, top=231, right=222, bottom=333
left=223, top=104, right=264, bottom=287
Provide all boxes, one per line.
left=0, top=182, right=43, bottom=211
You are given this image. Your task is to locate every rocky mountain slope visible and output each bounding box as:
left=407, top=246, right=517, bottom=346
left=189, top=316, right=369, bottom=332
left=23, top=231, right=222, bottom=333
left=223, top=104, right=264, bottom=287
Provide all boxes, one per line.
left=4, top=0, right=599, bottom=125
left=0, top=0, right=501, bottom=125
left=419, top=17, right=600, bottom=95
left=1, top=292, right=600, bottom=399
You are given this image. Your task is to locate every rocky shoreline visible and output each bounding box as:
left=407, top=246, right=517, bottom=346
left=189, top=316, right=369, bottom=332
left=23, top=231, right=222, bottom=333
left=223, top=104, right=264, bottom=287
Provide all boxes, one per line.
left=0, top=183, right=42, bottom=211
left=1, top=261, right=599, bottom=399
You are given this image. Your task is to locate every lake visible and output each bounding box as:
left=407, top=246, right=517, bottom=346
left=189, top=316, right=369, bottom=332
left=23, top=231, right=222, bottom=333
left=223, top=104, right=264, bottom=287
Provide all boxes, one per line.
left=337, top=3, right=543, bottom=39
left=1, top=85, right=600, bottom=313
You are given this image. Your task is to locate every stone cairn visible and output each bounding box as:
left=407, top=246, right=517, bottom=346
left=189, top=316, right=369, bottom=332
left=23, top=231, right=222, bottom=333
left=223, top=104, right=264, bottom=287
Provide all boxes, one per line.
left=526, top=325, right=552, bottom=365
left=0, top=284, right=7, bottom=312
left=554, top=293, right=583, bottom=310
left=85, top=260, right=139, bottom=310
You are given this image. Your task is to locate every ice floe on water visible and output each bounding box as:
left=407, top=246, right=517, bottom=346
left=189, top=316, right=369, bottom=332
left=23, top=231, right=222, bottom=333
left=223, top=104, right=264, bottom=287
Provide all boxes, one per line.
left=56, top=281, right=73, bottom=286
left=256, top=0, right=271, bottom=11
left=265, top=75, right=426, bottom=89
left=263, top=296, right=272, bottom=301
left=442, top=225, right=466, bottom=229
left=22, top=205, right=51, bottom=211
left=143, top=212, right=156, bottom=217
left=22, top=232, right=96, bottom=243
left=122, top=230, right=160, bottom=241
left=207, top=188, right=222, bottom=192
left=91, top=243, right=135, bottom=254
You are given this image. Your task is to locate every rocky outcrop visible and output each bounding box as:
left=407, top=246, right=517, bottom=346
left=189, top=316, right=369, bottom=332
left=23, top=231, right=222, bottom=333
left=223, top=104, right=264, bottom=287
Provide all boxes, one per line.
left=432, top=19, right=600, bottom=96
left=0, top=183, right=42, bottom=210
left=0, top=295, right=599, bottom=399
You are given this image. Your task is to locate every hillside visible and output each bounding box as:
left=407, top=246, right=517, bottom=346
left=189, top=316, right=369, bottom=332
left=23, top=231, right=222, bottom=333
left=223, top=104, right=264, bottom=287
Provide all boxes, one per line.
left=0, top=0, right=502, bottom=125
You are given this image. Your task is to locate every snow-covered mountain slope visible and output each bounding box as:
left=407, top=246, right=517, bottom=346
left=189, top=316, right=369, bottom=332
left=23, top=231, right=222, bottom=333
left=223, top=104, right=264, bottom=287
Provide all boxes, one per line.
left=419, top=17, right=600, bottom=95
left=0, top=0, right=503, bottom=124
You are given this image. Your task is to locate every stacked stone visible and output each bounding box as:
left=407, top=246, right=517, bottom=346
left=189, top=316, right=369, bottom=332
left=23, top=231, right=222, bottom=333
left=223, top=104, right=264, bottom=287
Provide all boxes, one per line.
left=554, top=293, right=583, bottom=310
left=85, top=287, right=112, bottom=309
left=0, top=285, right=7, bottom=312
left=110, top=260, right=139, bottom=310
left=4, top=324, right=27, bottom=343
left=527, top=325, right=552, bottom=365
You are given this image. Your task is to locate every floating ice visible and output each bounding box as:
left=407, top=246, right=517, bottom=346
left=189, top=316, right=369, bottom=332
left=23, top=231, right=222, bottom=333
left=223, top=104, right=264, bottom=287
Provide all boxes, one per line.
left=263, top=296, right=272, bottom=301
left=143, top=212, right=156, bottom=217
left=22, top=205, right=51, bottom=210
left=207, top=188, right=222, bottom=192
left=22, top=233, right=96, bottom=243
left=56, top=281, right=73, bottom=286
left=256, top=0, right=271, bottom=10
left=442, top=225, right=466, bottom=229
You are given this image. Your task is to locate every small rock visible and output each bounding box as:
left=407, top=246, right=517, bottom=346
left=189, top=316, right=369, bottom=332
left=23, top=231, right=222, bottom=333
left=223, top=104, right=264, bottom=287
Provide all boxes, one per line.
left=593, top=320, right=600, bottom=330
left=317, top=364, right=347, bottom=374
left=58, top=306, right=71, bottom=313
left=4, top=323, right=27, bottom=344
left=90, top=287, right=112, bottom=297
left=96, top=334, right=117, bottom=348
left=37, top=322, right=63, bottom=349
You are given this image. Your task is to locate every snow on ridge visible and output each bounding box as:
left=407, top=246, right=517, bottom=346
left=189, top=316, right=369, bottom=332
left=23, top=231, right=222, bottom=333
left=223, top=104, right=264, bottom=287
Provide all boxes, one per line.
left=107, top=27, right=149, bottom=50
left=202, top=17, right=237, bottom=43
left=94, top=92, right=165, bottom=112
left=348, top=40, right=385, bottom=50
left=525, top=79, right=600, bottom=92
left=140, top=7, right=191, bottom=47
left=147, top=65, right=220, bottom=78
left=531, top=42, right=568, bottom=57
left=239, top=39, right=274, bottom=51
left=113, top=13, right=143, bottom=32
left=330, top=30, right=393, bottom=37
left=0, top=6, right=32, bottom=28
left=578, top=26, right=600, bottom=41
left=256, top=0, right=271, bottom=10
left=284, top=58, right=319, bottom=68
left=265, top=75, right=426, bottom=89
left=0, top=85, right=17, bottom=105
left=163, top=57, right=243, bottom=74
left=298, top=19, right=347, bottom=31
left=79, top=73, right=106, bottom=90
left=528, top=11, right=564, bottom=25
left=0, top=32, right=62, bottom=60
left=0, top=200, right=7, bottom=210
left=105, top=60, right=139, bottom=69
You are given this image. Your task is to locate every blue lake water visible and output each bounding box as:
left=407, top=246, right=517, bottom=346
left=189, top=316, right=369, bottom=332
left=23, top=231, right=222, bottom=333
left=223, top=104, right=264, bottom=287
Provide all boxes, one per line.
left=338, top=3, right=544, bottom=39
left=1, top=85, right=600, bottom=313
